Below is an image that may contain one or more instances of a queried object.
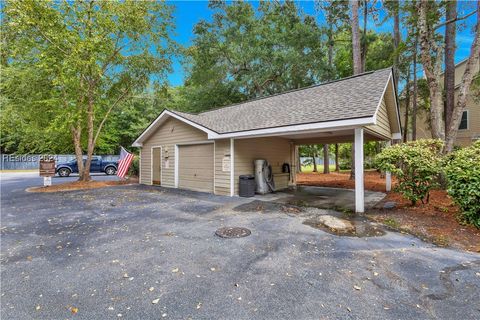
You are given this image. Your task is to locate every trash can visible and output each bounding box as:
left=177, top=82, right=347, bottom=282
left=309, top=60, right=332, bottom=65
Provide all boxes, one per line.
left=239, top=175, right=255, bottom=197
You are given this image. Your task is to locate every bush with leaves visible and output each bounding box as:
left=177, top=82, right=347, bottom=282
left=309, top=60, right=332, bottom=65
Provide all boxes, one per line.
left=444, top=141, right=480, bottom=228
left=375, top=139, right=444, bottom=205
left=127, top=156, right=140, bottom=178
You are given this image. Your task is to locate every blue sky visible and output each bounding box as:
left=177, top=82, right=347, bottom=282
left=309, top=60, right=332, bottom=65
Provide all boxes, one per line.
left=166, top=0, right=477, bottom=86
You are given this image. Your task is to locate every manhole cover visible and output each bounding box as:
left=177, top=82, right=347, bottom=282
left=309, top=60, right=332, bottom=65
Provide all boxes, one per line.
left=215, top=227, right=251, bottom=238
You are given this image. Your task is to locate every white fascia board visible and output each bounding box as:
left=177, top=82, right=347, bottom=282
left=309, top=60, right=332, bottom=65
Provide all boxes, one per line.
left=390, top=75, right=402, bottom=135
left=209, top=116, right=375, bottom=140
left=132, top=110, right=217, bottom=147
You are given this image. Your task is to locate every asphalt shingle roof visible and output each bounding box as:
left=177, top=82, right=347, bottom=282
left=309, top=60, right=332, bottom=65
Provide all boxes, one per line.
left=173, top=68, right=392, bottom=134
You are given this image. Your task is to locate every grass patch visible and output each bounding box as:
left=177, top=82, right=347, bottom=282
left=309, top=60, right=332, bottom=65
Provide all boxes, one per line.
left=300, top=164, right=337, bottom=173
left=383, top=218, right=400, bottom=229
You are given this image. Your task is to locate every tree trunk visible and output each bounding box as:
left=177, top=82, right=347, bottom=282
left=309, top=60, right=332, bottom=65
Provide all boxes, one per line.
left=417, top=0, right=445, bottom=141
left=393, top=0, right=400, bottom=89
left=445, top=2, right=480, bottom=153
left=350, top=0, right=361, bottom=179
left=71, top=122, right=85, bottom=181
left=312, top=154, right=318, bottom=173
left=403, top=69, right=411, bottom=142
left=323, top=144, right=330, bottom=174
left=444, top=1, right=457, bottom=135
left=412, top=34, right=419, bottom=141
left=80, top=86, right=96, bottom=182
left=361, top=0, right=368, bottom=72
left=328, top=25, right=334, bottom=81
left=335, top=144, right=340, bottom=172
left=350, top=0, right=362, bottom=75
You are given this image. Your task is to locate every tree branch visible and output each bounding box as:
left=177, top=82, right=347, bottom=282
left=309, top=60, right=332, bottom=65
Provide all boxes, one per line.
left=434, top=10, right=476, bottom=30
left=92, top=89, right=131, bottom=146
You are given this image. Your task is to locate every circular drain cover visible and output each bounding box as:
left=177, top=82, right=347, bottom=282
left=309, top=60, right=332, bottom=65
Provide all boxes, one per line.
left=215, top=227, right=251, bottom=238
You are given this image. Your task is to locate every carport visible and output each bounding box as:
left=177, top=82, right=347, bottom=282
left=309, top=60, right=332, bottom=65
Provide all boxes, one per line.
left=133, top=68, right=401, bottom=213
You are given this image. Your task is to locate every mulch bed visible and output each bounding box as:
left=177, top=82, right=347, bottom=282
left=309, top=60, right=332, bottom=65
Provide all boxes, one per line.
left=27, top=178, right=138, bottom=193
left=297, top=171, right=480, bottom=252
left=297, top=170, right=393, bottom=192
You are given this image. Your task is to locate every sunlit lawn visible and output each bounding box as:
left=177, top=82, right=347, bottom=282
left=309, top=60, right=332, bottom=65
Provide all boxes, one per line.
left=300, top=164, right=337, bottom=173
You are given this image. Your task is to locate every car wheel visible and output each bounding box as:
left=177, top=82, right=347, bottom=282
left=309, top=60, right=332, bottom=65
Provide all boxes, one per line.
left=105, top=167, right=116, bottom=175
left=58, top=168, right=71, bottom=177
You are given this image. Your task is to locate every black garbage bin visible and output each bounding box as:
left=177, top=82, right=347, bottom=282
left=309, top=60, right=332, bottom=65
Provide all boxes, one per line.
left=239, top=175, right=255, bottom=197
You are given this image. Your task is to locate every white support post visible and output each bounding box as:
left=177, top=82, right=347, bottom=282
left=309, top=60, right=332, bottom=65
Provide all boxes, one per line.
left=385, top=140, right=392, bottom=192
left=230, top=138, right=235, bottom=196
left=354, top=128, right=364, bottom=213
left=386, top=172, right=392, bottom=192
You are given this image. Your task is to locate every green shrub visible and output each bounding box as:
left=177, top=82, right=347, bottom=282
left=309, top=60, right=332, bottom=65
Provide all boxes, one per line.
left=128, top=155, right=140, bottom=177
left=444, top=141, right=480, bottom=228
left=375, top=139, right=443, bottom=205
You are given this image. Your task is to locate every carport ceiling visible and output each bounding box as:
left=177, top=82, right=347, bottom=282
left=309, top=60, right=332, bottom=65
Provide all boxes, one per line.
left=238, top=128, right=385, bottom=144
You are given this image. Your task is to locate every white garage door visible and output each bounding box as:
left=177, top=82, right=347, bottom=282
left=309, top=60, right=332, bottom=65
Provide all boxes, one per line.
left=178, top=143, right=214, bottom=193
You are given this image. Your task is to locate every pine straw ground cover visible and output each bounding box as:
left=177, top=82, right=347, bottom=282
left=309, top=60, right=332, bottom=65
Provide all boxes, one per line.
left=27, top=178, right=138, bottom=193
left=297, top=171, right=480, bottom=252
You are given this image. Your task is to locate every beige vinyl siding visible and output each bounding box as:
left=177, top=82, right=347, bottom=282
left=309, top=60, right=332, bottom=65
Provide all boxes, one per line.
left=140, top=117, right=208, bottom=186
left=178, top=144, right=214, bottom=192
left=366, top=98, right=391, bottom=139
left=234, top=137, right=291, bottom=195
left=214, top=139, right=231, bottom=196
left=455, top=93, right=480, bottom=146
left=400, top=88, right=479, bottom=146
left=399, top=61, right=479, bottom=146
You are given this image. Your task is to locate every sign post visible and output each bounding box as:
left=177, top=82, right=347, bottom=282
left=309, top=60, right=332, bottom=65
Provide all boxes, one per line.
left=39, top=159, right=56, bottom=187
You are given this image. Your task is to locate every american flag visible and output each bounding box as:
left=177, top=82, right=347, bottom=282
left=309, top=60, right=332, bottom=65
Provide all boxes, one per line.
left=117, top=147, right=134, bottom=179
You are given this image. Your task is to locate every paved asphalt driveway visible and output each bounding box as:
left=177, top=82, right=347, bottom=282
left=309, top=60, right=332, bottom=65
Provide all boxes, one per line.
left=1, top=173, right=479, bottom=319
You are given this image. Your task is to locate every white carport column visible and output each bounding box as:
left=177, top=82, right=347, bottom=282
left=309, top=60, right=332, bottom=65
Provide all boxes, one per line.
left=385, top=140, right=392, bottom=192
left=354, top=128, right=364, bottom=213
left=230, top=138, right=235, bottom=196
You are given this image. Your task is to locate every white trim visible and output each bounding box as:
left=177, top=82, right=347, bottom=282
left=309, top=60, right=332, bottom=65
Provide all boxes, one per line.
left=139, top=148, right=142, bottom=184
left=391, top=74, right=402, bottom=133
left=230, top=138, right=235, bottom=196
left=132, top=110, right=217, bottom=147
left=354, top=128, right=365, bottom=213
left=150, top=146, right=162, bottom=186
left=174, top=141, right=215, bottom=190
left=213, top=140, right=216, bottom=194
left=175, top=140, right=214, bottom=146
left=211, top=117, right=374, bottom=140
left=174, top=144, right=179, bottom=188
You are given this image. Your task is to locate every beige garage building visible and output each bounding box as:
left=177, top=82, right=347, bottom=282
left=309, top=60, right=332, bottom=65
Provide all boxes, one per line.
left=133, top=68, right=401, bottom=213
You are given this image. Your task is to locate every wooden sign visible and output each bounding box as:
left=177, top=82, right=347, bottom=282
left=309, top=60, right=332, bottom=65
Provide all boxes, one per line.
left=39, top=159, right=56, bottom=177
